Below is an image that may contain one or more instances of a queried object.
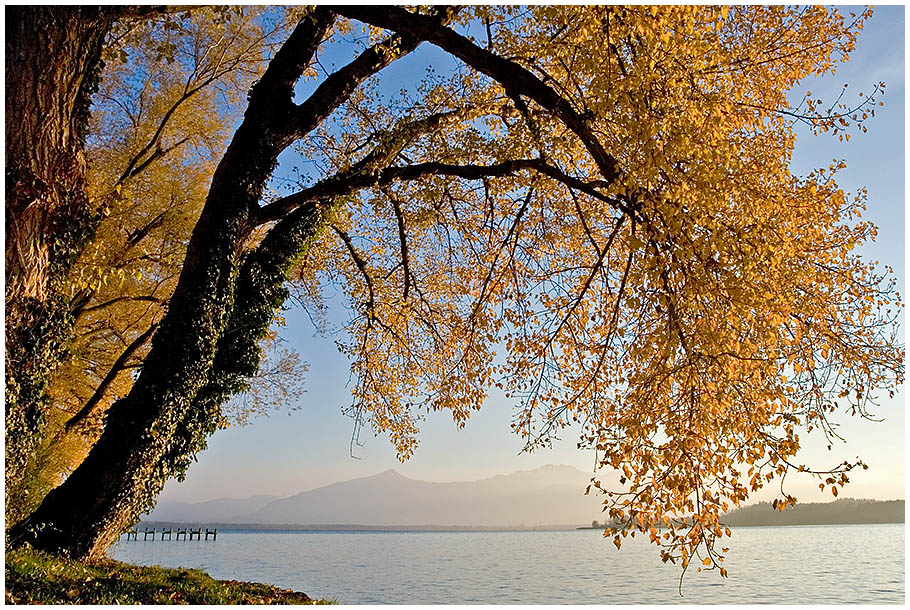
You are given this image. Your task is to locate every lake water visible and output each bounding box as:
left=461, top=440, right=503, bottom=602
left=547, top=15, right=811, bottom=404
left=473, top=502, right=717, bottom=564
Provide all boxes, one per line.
left=108, top=524, right=904, bottom=604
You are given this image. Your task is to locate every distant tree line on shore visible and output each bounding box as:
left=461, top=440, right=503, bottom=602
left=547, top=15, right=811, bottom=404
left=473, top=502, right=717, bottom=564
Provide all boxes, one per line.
left=723, top=498, right=904, bottom=527
left=582, top=499, right=903, bottom=530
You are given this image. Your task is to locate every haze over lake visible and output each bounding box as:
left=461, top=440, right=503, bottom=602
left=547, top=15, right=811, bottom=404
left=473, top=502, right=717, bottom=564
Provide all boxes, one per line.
left=110, top=524, right=904, bottom=604
left=130, top=466, right=905, bottom=603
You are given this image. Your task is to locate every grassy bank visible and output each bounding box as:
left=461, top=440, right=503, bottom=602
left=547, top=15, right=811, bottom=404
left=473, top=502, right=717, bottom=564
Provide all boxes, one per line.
left=5, top=547, right=333, bottom=605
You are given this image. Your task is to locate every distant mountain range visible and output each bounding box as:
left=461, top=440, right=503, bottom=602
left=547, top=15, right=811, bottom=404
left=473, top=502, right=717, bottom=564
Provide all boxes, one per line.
left=145, top=466, right=904, bottom=529
left=147, top=465, right=601, bottom=527
left=144, top=494, right=281, bottom=524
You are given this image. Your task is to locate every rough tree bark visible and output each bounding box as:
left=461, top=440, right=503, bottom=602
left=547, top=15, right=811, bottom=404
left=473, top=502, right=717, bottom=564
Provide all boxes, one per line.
left=5, top=6, right=130, bottom=522
left=6, top=6, right=108, bottom=306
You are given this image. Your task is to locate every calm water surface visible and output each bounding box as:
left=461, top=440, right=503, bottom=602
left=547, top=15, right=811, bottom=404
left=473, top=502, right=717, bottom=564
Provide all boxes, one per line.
left=109, top=524, right=904, bottom=604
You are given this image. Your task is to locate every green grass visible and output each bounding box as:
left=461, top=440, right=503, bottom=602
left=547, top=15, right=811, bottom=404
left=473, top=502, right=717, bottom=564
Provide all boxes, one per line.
left=5, top=547, right=335, bottom=605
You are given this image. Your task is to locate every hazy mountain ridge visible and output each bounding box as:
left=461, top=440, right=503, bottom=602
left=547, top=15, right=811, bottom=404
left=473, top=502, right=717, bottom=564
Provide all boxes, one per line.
left=245, top=465, right=598, bottom=526
left=147, top=494, right=280, bottom=522
left=148, top=465, right=600, bottom=526
left=147, top=466, right=904, bottom=528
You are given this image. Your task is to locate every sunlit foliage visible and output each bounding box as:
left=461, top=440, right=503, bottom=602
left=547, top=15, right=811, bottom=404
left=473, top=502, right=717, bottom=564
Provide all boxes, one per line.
left=11, top=6, right=902, bottom=572
left=279, top=6, right=901, bottom=575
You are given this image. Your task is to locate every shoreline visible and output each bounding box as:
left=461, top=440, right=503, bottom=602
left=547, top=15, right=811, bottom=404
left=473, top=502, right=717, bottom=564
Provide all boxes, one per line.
left=5, top=547, right=333, bottom=605
left=131, top=519, right=905, bottom=534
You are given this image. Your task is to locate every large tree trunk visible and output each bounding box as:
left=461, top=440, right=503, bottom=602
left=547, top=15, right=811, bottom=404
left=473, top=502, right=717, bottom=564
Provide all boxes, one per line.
left=5, top=6, right=117, bottom=522
left=8, top=8, right=335, bottom=559
left=5, top=6, right=108, bottom=304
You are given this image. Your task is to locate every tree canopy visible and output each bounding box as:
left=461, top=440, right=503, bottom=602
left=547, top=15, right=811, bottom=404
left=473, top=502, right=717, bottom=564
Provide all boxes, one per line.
left=6, top=5, right=903, bottom=576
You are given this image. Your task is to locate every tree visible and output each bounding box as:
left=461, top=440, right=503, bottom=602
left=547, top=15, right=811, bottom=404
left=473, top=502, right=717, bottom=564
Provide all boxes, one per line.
left=8, top=5, right=902, bottom=575
left=9, top=5, right=306, bottom=525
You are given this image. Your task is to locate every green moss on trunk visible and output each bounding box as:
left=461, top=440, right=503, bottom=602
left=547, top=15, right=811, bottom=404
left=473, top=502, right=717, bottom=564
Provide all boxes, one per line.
left=165, top=203, right=325, bottom=478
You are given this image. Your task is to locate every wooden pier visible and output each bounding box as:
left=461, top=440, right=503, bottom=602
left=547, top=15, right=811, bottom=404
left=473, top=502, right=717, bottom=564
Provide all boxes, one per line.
left=122, top=526, right=217, bottom=542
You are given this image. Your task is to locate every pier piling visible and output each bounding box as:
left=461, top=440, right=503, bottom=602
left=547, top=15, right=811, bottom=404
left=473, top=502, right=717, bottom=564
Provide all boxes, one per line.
left=123, top=525, right=218, bottom=542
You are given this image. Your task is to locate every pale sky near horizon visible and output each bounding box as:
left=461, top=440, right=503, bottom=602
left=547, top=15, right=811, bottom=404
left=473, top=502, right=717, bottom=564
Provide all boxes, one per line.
left=156, top=6, right=906, bottom=507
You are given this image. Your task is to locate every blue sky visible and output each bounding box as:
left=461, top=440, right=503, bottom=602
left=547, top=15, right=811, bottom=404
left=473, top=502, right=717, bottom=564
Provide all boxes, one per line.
left=157, top=6, right=905, bottom=505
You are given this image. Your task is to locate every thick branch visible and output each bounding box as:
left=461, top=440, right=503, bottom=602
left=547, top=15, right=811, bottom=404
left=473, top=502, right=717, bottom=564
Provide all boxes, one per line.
left=64, top=323, right=158, bottom=431
left=247, top=8, right=334, bottom=112
left=331, top=6, right=621, bottom=184
left=260, top=158, right=626, bottom=224
left=291, top=6, right=460, bottom=139
left=119, top=134, right=191, bottom=184
left=258, top=109, right=474, bottom=223
left=126, top=211, right=167, bottom=248
left=77, top=295, right=164, bottom=318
